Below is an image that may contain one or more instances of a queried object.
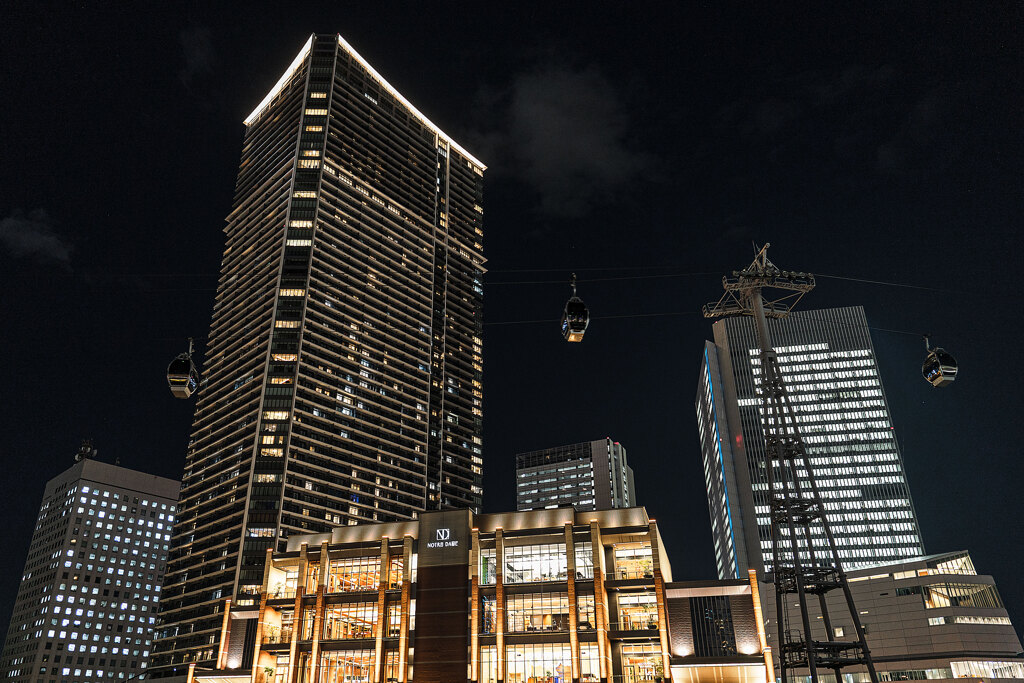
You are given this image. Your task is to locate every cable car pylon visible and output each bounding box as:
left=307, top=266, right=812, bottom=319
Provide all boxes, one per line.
left=703, top=243, right=879, bottom=683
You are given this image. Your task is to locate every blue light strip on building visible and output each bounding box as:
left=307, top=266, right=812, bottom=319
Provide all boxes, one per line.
left=705, top=347, right=738, bottom=576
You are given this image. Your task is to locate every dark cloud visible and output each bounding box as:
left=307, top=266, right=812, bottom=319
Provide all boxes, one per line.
left=876, top=91, right=962, bottom=175
left=750, top=98, right=803, bottom=135
left=0, top=209, right=73, bottom=265
left=476, top=64, right=651, bottom=218
left=178, top=26, right=215, bottom=87
left=719, top=63, right=970, bottom=181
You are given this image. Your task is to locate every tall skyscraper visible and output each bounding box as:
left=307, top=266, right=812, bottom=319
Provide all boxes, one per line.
left=1, top=449, right=178, bottom=683
left=152, top=33, right=485, bottom=675
left=696, top=305, right=924, bottom=579
left=515, top=438, right=635, bottom=511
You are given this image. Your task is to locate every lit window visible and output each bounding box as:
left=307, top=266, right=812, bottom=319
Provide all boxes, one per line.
left=279, top=289, right=306, bottom=297
left=247, top=528, right=275, bottom=538
left=272, top=354, right=298, bottom=362
left=289, top=220, right=313, bottom=228
left=297, top=159, right=320, bottom=168
left=309, top=92, right=327, bottom=99
left=275, top=320, right=300, bottom=328
left=293, top=191, right=316, bottom=198
left=304, top=126, right=323, bottom=133
left=304, top=108, right=327, bottom=116
left=286, top=239, right=313, bottom=247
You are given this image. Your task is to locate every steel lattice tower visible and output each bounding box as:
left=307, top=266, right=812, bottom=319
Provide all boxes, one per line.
left=703, top=244, right=879, bottom=683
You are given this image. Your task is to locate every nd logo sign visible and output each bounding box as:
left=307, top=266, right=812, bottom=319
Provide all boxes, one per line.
left=427, top=527, right=458, bottom=548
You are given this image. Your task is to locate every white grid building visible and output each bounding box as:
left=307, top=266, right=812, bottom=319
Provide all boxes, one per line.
left=0, top=457, right=179, bottom=683
left=696, top=305, right=925, bottom=579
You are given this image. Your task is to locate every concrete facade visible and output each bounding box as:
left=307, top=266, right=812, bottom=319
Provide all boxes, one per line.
left=0, top=456, right=179, bottom=683
left=761, top=551, right=1023, bottom=682
left=516, top=439, right=636, bottom=512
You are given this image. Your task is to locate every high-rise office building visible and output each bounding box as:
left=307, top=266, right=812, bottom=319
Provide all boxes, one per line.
left=1, top=451, right=178, bottom=683
left=696, top=305, right=924, bottom=579
left=515, top=438, right=635, bottom=512
left=152, top=33, right=485, bottom=675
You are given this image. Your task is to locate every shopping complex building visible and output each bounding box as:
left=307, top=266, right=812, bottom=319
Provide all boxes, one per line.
left=181, top=507, right=773, bottom=683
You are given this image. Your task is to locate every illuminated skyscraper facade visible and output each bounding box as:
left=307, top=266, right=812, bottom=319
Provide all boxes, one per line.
left=696, top=306, right=924, bottom=579
left=152, top=33, right=485, bottom=675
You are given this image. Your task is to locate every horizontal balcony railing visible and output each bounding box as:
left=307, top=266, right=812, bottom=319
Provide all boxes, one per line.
left=261, top=628, right=292, bottom=644
left=609, top=618, right=660, bottom=631
left=614, top=569, right=654, bottom=580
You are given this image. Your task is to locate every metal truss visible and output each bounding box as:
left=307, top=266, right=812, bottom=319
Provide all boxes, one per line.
left=704, top=244, right=879, bottom=683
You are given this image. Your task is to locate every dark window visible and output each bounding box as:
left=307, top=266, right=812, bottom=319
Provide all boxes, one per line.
left=690, top=595, right=737, bottom=657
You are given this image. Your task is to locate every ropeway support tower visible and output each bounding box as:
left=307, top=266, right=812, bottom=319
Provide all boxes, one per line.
left=703, top=244, right=879, bottom=683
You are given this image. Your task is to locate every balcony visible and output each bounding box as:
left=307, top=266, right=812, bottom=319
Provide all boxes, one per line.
left=267, top=586, right=296, bottom=600
left=614, top=569, right=654, bottom=581
left=261, top=628, right=293, bottom=645
left=609, top=617, right=659, bottom=632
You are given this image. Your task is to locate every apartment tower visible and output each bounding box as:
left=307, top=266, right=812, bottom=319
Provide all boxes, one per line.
left=1, top=450, right=178, bottom=683
left=515, top=438, right=635, bottom=512
left=696, top=306, right=924, bottom=579
left=151, top=33, right=485, bottom=675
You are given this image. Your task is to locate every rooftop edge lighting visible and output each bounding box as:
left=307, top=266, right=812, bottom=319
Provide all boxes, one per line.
left=244, top=35, right=313, bottom=126
left=244, top=33, right=486, bottom=171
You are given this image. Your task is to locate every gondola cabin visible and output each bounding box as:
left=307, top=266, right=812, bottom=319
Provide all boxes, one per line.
left=167, top=341, right=200, bottom=398
left=922, top=347, right=957, bottom=387
left=561, top=297, right=589, bottom=342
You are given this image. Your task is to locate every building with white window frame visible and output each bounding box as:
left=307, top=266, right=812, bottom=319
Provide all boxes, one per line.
left=0, top=453, right=179, bottom=683
left=696, top=306, right=925, bottom=579
left=515, top=438, right=635, bottom=512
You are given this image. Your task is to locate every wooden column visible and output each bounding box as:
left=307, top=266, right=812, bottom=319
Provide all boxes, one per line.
left=565, top=522, right=581, bottom=683
left=590, top=521, right=611, bottom=683
left=218, top=597, right=234, bottom=670
left=248, top=548, right=277, bottom=676
left=397, top=535, right=413, bottom=683
left=470, top=528, right=481, bottom=683
left=749, top=569, right=775, bottom=683
left=309, top=542, right=329, bottom=683
left=373, top=539, right=389, bottom=683
left=288, top=544, right=308, bottom=683
left=649, top=520, right=672, bottom=680
left=495, top=528, right=506, bottom=683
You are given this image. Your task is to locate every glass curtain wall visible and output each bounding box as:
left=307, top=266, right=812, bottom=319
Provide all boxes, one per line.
left=506, top=644, right=572, bottom=683
left=616, top=593, right=659, bottom=630
left=620, top=643, right=662, bottom=683
left=577, top=594, right=595, bottom=629
left=327, top=556, right=380, bottom=592
left=318, top=649, right=374, bottom=683
left=613, top=544, right=653, bottom=580
left=322, top=602, right=378, bottom=639
left=506, top=592, right=571, bottom=632
left=574, top=541, right=594, bottom=579
left=505, top=543, right=568, bottom=583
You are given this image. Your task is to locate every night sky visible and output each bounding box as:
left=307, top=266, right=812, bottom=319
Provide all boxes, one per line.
left=2, top=4, right=1022, bottom=638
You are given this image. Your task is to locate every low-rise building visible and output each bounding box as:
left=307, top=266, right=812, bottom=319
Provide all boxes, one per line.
left=761, top=551, right=1023, bottom=682
left=185, top=507, right=772, bottom=683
